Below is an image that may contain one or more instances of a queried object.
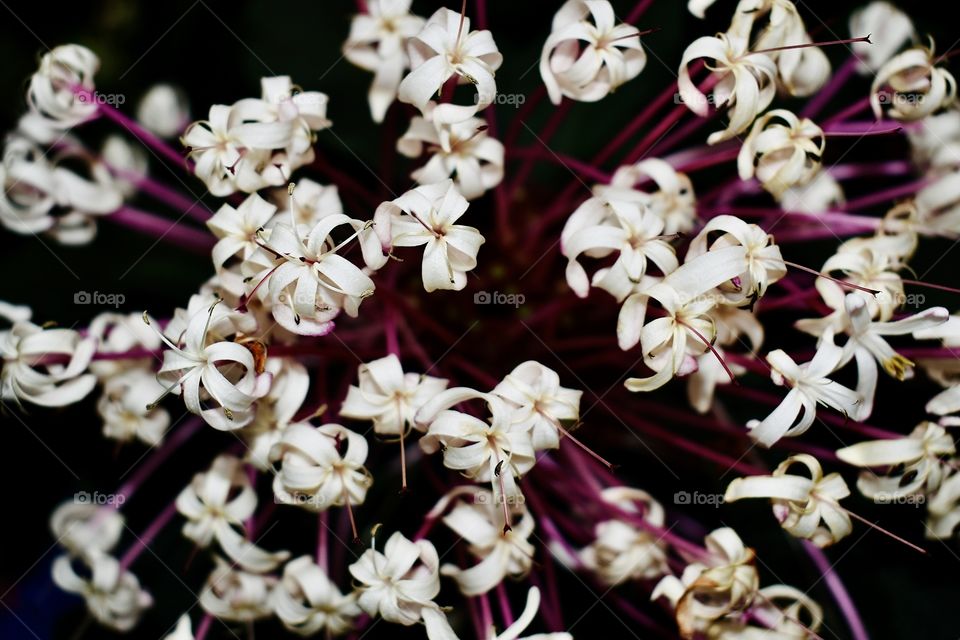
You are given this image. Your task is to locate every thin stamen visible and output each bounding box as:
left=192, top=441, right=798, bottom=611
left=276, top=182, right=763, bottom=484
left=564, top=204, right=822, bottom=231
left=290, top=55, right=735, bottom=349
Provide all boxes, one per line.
left=552, top=417, right=616, bottom=470
left=343, top=488, right=360, bottom=544
left=746, top=35, right=871, bottom=58
left=814, top=493, right=927, bottom=554
left=456, top=0, right=468, bottom=48
left=494, top=459, right=513, bottom=534
left=825, top=126, right=903, bottom=137
left=680, top=320, right=738, bottom=384
left=901, top=278, right=960, bottom=296
left=779, top=260, right=881, bottom=296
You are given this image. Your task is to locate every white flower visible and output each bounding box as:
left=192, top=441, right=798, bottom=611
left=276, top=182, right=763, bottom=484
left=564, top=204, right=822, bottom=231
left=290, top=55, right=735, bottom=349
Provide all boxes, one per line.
left=1, top=319, right=96, bottom=408
left=914, top=168, right=960, bottom=234
left=50, top=501, right=124, bottom=557
left=850, top=2, right=915, bottom=74
left=148, top=302, right=271, bottom=430
left=340, top=353, right=448, bottom=436
left=622, top=246, right=751, bottom=389
left=926, top=470, right=960, bottom=538
left=909, top=108, right=960, bottom=169
left=837, top=421, right=955, bottom=500
left=678, top=33, right=777, bottom=144
left=52, top=551, right=153, bottom=632
left=273, top=178, right=343, bottom=228
left=242, top=211, right=381, bottom=335
left=707, top=585, right=823, bottom=639
left=137, top=84, right=190, bottom=137
left=176, top=454, right=290, bottom=573
left=0, top=137, right=123, bottom=244
left=779, top=169, right=844, bottom=213
left=580, top=487, right=668, bottom=585
left=398, top=7, right=503, bottom=123
left=27, top=44, right=99, bottom=130
left=97, top=370, right=170, bottom=446
left=871, top=43, right=958, bottom=122
left=256, top=75, right=331, bottom=160
left=688, top=306, right=763, bottom=413
left=561, top=196, right=678, bottom=301
left=200, top=557, right=276, bottom=622
left=272, top=555, right=361, bottom=636
left=182, top=80, right=324, bottom=198
left=270, top=423, right=373, bottom=512
left=181, top=105, right=248, bottom=196
left=737, top=110, right=825, bottom=198
left=344, top=0, right=426, bottom=122
left=242, top=357, right=310, bottom=470
left=492, top=360, right=582, bottom=451
left=398, top=107, right=505, bottom=200
left=686, top=214, right=786, bottom=306
left=374, top=180, right=484, bottom=292
left=725, top=454, right=852, bottom=547
left=348, top=531, right=441, bottom=625
left=540, top=0, right=646, bottom=104
left=207, top=192, right=277, bottom=290
left=101, top=135, right=148, bottom=198
left=440, top=489, right=535, bottom=596
left=815, top=243, right=904, bottom=321
left=594, top=158, right=697, bottom=236
left=729, top=0, right=830, bottom=97
left=747, top=332, right=862, bottom=447
left=914, top=312, right=960, bottom=415
left=86, top=311, right=160, bottom=380
left=423, top=586, right=572, bottom=640
left=163, top=291, right=257, bottom=346
left=817, top=294, right=946, bottom=418
left=652, top=527, right=758, bottom=639
left=418, top=388, right=535, bottom=502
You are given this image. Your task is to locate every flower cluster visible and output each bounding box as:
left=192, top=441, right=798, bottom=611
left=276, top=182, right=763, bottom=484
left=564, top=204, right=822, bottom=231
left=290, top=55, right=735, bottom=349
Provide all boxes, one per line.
left=3, top=1, right=960, bottom=639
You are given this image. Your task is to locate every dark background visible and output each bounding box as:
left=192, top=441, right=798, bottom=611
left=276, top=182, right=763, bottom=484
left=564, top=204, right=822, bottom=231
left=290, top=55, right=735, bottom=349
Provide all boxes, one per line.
left=1, top=1, right=959, bottom=638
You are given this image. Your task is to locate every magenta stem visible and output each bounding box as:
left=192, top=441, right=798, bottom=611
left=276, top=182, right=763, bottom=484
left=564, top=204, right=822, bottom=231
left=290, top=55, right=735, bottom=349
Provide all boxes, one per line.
left=118, top=499, right=179, bottom=570
left=830, top=161, right=913, bottom=180
left=842, top=178, right=929, bottom=211
left=107, top=206, right=214, bottom=252
left=509, top=100, right=574, bottom=196
left=625, top=0, right=656, bottom=23
left=79, top=89, right=190, bottom=170
left=824, top=96, right=872, bottom=126
left=509, top=147, right=612, bottom=183
left=802, top=56, right=859, bottom=118
left=194, top=614, right=213, bottom=640
left=116, top=418, right=204, bottom=502
left=111, top=166, right=212, bottom=222
left=479, top=593, right=494, bottom=633
left=317, top=509, right=329, bottom=571
left=803, top=542, right=870, bottom=640
left=495, top=583, right=514, bottom=627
